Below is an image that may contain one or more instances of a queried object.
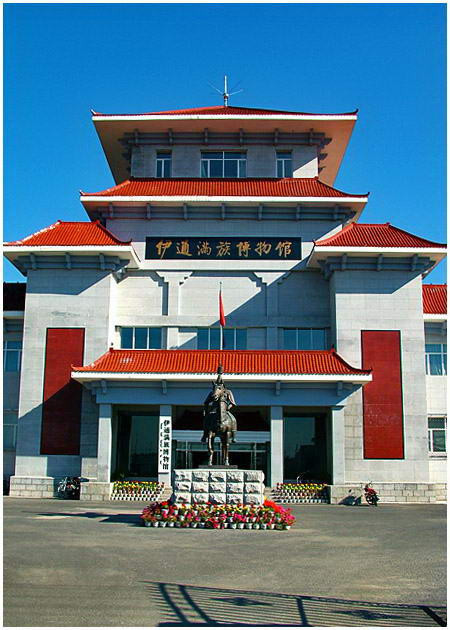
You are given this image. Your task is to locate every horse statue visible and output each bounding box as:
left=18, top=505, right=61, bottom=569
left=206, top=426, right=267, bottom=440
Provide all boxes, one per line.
left=201, top=365, right=237, bottom=466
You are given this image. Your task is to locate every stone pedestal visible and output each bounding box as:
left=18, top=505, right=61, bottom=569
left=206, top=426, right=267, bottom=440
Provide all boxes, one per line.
left=172, top=469, right=265, bottom=505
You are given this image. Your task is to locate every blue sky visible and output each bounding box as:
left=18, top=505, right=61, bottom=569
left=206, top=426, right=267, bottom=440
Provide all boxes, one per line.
left=4, top=3, right=446, bottom=282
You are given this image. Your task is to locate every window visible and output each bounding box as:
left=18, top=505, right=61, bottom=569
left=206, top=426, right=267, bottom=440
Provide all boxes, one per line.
left=425, top=343, right=447, bottom=375
left=120, top=327, right=162, bottom=349
left=3, top=413, right=18, bottom=450
left=428, top=417, right=446, bottom=453
left=276, top=151, right=293, bottom=178
left=283, top=328, right=328, bottom=350
left=3, top=340, right=22, bottom=372
left=201, top=152, right=246, bottom=178
left=156, top=152, right=171, bottom=178
left=197, top=328, right=247, bottom=350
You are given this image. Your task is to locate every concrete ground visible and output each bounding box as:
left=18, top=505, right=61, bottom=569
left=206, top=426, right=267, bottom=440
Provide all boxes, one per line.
left=3, top=498, right=446, bottom=627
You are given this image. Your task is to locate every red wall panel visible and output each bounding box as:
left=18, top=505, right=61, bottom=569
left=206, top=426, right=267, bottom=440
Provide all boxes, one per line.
left=41, top=328, right=85, bottom=455
left=361, top=330, right=404, bottom=459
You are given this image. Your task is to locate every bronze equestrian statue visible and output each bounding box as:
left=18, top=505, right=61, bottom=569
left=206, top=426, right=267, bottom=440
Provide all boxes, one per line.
left=201, top=365, right=237, bottom=466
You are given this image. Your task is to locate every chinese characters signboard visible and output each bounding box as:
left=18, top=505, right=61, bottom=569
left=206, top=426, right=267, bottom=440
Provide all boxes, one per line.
left=158, top=415, right=172, bottom=474
left=145, top=237, right=302, bottom=260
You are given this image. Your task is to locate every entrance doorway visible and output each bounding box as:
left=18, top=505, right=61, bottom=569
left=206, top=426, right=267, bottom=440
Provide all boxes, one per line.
left=173, top=405, right=270, bottom=479
left=174, top=440, right=270, bottom=478
left=283, top=413, right=329, bottom=482
left=112, top=411, right=159, bottom=479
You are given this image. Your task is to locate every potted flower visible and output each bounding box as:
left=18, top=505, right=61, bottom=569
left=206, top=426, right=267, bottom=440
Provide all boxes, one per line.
left=283, top=514, right=295, bottom=530
left=235, top=514, right=245, bottom=529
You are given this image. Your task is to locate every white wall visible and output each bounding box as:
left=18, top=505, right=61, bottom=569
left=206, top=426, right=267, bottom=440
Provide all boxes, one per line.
left=130, top=145, right=318, bottom=178
left=330, top=271, right=430, bottom=483
left=14, top=269, right=115, bottom=479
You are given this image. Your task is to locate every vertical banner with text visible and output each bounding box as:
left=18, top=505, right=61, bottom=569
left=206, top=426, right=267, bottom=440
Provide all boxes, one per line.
left=158, top=413, right=172, bottom=474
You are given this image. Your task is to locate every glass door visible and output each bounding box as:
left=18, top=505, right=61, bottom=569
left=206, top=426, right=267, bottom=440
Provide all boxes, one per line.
left=114, top=413, right=159, bottom=479
left=174, top=441, right=269, bottom=479
left=283, top=415, right=329, bottom=482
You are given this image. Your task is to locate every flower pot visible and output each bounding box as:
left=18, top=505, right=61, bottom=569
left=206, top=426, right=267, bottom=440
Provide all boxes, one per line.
left=230, top=523, right=237, bottom=529
left=175, top=522, right=181, bottom=528
left=283, top=525, right=291, bottom=530
left=144, top=521, right=151, bottom=527
left=198, top=522, right=205, bottom=529
left=268, top=524, right=275, bottom=530
left=159, top=521, right=167, bottom=528
left=252, top=523, right=260, bottom=529
left=260, top=524, right=267, bottom=530
left=245, top=523, right=252, bottom=529
left=151, top=522, right=159, bottom=527
left=190, top=523, right=197, bottom=528
left=276, top=524, right=283, bottom=530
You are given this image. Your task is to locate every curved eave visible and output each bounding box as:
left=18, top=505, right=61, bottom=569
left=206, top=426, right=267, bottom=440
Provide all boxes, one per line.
left=71, top=371, right=372, bottom=385
left=92, top=115, right=357, bottom=187
left=92, top=114, right=358, bottom=122
left=81, top=194, right=368, bottom=224
left=4, top=245, right=140, bottom=268
left=308, top=246, right=447, bottom=263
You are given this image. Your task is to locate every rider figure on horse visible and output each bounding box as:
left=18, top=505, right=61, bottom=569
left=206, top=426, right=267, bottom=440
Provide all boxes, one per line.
left=201, top=368, right=237, bottom=444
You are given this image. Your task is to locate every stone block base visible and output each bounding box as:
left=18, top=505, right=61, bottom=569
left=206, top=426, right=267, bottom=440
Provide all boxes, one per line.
left=80, top=482, right=112, bottom=501
left=9, top=476, right=60, bottom=498
left=329, top=483, right=447, bottom=504
left=172, top=469, right=265, bottom=505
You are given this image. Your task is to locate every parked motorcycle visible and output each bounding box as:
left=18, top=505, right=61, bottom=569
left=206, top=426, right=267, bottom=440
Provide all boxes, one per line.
left=57, top=476, right=81, bottom=500
left=364, top=482, right=379, bottom=506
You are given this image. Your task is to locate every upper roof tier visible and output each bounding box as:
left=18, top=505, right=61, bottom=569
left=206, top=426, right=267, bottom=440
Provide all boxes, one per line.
left=314, top=223, right=447, bottom=249
left=422, top=284, right=447, bottom=315
left=4, top=220, right=130, bottom=246
left=81, top=177, right=367, bottom=200
left=91, top=104, right=358, bottom=186
left=4, top=220, right=139, bottom=275
left=92, top=105, right=359, bottom=117
left=71, top=348, right=371, bottom=384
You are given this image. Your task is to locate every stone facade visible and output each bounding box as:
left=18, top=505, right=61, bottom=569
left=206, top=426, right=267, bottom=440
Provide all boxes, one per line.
left=3, top=103, right=446, bottom=501
left=330, top=483, right=447, bottom=505
left=172, top=469, right=265, bottom=505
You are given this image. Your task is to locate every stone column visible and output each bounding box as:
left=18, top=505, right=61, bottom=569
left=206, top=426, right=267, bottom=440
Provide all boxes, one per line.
left=331, top=406, right=345, bottom=484
left=97, top=404, right=112, bottom=482
left=270, top=406, right=284, bottom=487
left=158, top=405, right=172, bottom=486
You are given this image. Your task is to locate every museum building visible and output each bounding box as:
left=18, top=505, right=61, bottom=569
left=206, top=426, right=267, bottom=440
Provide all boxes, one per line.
left=3, top=104, right=447, bottom=502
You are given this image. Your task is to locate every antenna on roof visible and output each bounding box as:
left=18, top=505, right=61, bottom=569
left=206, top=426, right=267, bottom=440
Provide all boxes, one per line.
left=208, top=75, right=243, bottom=107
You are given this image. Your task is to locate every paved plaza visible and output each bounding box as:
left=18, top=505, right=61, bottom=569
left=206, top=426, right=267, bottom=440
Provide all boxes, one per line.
left=3, top=498, right=446, bottom=627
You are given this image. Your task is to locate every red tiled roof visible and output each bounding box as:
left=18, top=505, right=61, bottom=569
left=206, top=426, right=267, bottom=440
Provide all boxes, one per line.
left=3, top=282, right=26, bottom=311
left=92, top=105, right=358, bottom=117
left=81, top=178, right=367, bottom=199
left=315, top=223, right=446, bottom=248
left=4, top=220, right=131, bottom=247
left=423, top=284, right=447, bottom=314
left=73, top=349, right=371, bottom=376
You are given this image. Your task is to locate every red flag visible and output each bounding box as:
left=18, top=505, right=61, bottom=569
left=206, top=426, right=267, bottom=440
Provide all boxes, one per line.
left=219, top=287, right=226, bottom=327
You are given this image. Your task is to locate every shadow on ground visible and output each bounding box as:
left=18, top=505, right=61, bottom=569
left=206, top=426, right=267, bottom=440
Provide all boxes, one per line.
left=33, top=511, right=141, bottom=525
left=142, top=581, right=447, bottom=627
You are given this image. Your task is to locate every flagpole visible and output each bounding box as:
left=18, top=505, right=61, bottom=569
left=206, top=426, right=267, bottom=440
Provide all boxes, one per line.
left=219, top=282, right=223, bottom=350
